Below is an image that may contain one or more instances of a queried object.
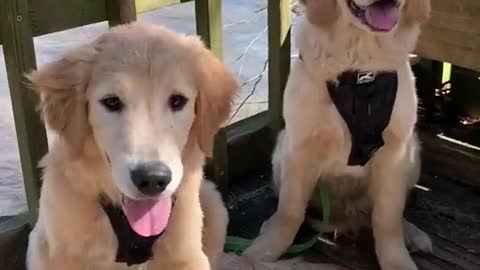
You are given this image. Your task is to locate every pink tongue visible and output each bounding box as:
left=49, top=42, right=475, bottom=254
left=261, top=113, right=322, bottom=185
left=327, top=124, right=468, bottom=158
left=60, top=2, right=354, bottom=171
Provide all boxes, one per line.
left=122, top=196, right=172, bottom=237
left=365, top=3, right=398, bottom=31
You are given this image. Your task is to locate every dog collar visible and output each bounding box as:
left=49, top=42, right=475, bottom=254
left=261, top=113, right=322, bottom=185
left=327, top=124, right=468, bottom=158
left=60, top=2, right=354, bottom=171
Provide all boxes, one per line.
left=327, top=70, right=398, bottom=166
left=99, top=195, right=163, bottom=266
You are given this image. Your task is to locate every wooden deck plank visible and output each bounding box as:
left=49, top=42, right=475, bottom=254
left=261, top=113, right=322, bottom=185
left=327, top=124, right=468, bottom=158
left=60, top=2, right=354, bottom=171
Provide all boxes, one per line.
left=226, top=172, right=480, bottom=270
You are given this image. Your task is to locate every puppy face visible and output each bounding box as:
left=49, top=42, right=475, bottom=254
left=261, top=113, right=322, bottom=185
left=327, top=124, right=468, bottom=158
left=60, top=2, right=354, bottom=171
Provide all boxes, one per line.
left=87, top=39, right=198, bottom=201
left=301, top=0, right=430, bottom=32
left=28, top=23, right=237, bottom=236
left=342, top=0, right=406, bottom=32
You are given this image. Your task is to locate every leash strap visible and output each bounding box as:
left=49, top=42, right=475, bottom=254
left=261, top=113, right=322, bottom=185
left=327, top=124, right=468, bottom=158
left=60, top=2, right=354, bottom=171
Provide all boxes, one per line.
left=224, top=184, right=331, bottom=255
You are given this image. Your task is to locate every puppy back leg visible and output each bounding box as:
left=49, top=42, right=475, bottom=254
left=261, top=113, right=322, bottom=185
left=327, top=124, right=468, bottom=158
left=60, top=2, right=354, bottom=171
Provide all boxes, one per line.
left=200, top=181, right=229, bottom=270
left=243, top=133, right=319, bottom=261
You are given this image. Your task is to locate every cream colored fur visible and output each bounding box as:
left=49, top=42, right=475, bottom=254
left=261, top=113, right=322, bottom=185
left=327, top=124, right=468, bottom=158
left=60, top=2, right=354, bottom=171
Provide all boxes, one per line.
left=244, top=1, right=432, bottom=270
left=26, top=22, right=236, bottom=270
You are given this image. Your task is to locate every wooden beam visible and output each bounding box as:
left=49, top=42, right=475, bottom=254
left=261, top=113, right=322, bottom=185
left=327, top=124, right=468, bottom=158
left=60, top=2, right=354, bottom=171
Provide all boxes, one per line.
left=1, top=0, right=49, bottom=224
left=0, top=0, right=196, bottom=45
left=194, top=0, right=228, bottom=189
left=203, top=112, right=274, bottom=184
left=28, top=0, right=107, bottom=38
left=136, top=0, right=192, bottom=14
left=107, top=0, right=137, bottom=27
left=416, top=0, right=480, bottom=72
left=267, top=0, right=291, bottom=132
left=195, top=0, right=223, bottom=58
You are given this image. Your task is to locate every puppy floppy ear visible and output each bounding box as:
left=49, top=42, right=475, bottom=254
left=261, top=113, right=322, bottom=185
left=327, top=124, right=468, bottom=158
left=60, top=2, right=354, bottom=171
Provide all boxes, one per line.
left=300, top=0, right=339, bottom=27
left=27, top=44, right=99, bottom=156
left=192, top=47, right=237, bottom=157
left=403, top=0, right=431, bottom=24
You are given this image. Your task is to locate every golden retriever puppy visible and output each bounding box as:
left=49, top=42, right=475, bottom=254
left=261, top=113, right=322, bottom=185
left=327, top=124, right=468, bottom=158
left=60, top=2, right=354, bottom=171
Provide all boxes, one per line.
left=244, top=1, right=432, bottom=269
left=26, top=22, right=236, bottom=270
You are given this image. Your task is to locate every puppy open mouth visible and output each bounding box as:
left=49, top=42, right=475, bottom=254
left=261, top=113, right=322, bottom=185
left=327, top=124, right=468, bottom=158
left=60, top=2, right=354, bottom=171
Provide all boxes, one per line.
left=347, top=0, right=400, bottom=32
left=121, top=195, right=173, bottom=237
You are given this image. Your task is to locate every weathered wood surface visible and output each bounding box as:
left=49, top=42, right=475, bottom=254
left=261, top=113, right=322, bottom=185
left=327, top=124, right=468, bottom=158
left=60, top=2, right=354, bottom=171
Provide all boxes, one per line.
left=0, top=0, right=49, bottom=223
left=416, top=0, right=480, bottom=72
left=136, top=0, right=191, bottom=14
left=226, top=172, right=480, bottom=270
left=268, top=0, right=291, bottom=133
left=27, top=0, right=107, bottom=38
left=419, top=130, right=480, bottom=188
left=0, top=0, right=194, bottom=44
left=313, top=173, right=480, bottom=270
left=107, top=0, right=137, bottom=27
left=0, top=216, right=31, bottom=270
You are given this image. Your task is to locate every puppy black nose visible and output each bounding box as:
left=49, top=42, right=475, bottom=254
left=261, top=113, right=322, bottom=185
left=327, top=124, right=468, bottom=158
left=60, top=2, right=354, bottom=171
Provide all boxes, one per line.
left=130, top=162, right=172, bottom=196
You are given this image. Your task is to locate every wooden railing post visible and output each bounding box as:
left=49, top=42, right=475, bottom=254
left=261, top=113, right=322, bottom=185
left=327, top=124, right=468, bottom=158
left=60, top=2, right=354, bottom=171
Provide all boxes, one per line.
left=268, top=0, right=291, bottom=133
left=107, top=0, right=137, bottom=27
left=0, top=0, right=49, bottom=224
left=195, top=0, right=229, bottom=190
left=195, top=0, right=223, bottom=58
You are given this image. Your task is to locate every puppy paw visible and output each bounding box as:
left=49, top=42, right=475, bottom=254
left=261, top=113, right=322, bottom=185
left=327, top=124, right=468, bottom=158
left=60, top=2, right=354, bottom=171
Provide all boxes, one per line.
left=378, top=249, right=417, bottom=270
left=243, top=214, right=298, bottom=262
left=404, top=222, right=433, bottom=253
left=244, top=209, right=306, bottom=262
left=242, top=237, right=283, bottom=262
left=259, top=216, right=275, bottom=235
left=406, top=231, right=432, bottom=253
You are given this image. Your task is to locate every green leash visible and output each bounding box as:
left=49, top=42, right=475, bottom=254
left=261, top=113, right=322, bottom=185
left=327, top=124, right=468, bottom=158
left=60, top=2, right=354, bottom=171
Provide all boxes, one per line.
left=224, top=185, right=331, bottom=255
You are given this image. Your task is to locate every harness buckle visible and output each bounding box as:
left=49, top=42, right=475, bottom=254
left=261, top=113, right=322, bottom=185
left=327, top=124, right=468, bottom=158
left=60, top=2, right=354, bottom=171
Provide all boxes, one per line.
left=357, top=71, right=376, bottom=84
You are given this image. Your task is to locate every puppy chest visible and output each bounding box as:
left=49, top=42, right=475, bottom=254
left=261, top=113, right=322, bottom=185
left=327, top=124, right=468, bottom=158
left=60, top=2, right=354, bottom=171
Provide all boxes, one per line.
left=327, top=70, right=398, bottom=166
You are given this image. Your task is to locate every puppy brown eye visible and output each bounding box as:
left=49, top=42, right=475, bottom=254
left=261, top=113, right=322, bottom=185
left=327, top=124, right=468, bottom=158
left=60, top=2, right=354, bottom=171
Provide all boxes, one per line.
left=169, top=94, right=188, bottom=112
left=100, top=95, right=124, bottom=112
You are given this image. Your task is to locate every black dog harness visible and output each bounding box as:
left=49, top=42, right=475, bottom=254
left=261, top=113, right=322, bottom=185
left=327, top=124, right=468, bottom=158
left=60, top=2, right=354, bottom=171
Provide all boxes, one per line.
left=327, top=70, right=398, bottom=166
left=299, top=53, right=398, bottom=166
left=99, top=196, right=163, bottom=266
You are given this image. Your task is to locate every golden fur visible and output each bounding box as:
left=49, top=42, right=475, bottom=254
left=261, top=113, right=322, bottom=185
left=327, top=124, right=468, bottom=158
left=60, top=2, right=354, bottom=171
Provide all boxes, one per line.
left=244, top=1, right=432, bottom=270
left=26, top=22, right=236, bottom=270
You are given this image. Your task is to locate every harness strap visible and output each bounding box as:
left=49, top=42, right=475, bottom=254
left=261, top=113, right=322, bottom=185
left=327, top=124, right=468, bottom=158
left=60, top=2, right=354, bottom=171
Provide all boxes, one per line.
left=327, top=70, right=398, bottom=166
left=224, top=184, right=331, bottom=255
left=99, top=195, right=163, bottom=266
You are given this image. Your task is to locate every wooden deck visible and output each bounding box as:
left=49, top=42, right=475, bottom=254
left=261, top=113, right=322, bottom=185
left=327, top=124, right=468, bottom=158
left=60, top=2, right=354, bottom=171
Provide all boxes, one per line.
left=225, top=162, right=480, bottom=270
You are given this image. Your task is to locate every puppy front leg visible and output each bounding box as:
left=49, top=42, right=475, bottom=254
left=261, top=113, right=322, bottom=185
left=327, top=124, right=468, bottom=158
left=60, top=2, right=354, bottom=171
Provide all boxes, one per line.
left=159, top=169, right=207, bottom=263
left=200, top=181, right=229, bottom=270
left=150, top=252, right=211, bottom=270
left=26, top=221, right=88, bottom=270
left=28, top=245, right=87, bottom=270
left=243, top=146, right=318, bottom=261
left=370, top=144, right=417, bottom=270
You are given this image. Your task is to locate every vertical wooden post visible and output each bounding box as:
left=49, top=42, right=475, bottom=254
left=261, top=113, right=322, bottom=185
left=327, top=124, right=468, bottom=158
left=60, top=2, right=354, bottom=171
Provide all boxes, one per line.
left=268, top=0, right=291, bottom=133
left=107, top=0, right=137, bottom=27
left=0, top=0, right=49, bottom=224
left=195, top=0, right=229, bottom=190
left=195, top=0, right=223, bottom=58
